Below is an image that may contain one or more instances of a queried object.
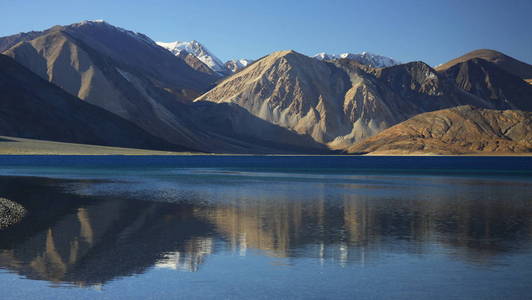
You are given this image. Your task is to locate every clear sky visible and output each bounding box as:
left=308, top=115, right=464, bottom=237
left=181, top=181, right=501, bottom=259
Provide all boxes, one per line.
left=1, top=0, right=530, bottom=66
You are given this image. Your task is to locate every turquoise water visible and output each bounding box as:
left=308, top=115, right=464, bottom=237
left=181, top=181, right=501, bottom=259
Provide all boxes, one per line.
left=0, top=156, right=531, bottom=299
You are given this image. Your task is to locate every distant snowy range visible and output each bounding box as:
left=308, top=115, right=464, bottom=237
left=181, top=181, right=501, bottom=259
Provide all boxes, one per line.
left=156, top=40, right=399, bottom=75
left=312, top=52, right=400, bottom=68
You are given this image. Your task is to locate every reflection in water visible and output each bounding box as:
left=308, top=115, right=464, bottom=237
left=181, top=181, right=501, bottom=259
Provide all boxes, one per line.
left=0, top=173, right=531, bottom=287
left=0, top=177, right=217, bottom=286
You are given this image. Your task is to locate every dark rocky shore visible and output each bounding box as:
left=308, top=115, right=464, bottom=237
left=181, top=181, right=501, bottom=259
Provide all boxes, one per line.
left=0, top=197, right=26, bottom=229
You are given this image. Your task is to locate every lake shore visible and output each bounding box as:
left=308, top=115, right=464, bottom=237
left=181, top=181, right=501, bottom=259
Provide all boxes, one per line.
left=1, top=136, right=531, bottom=157
left=0, top=136, right=198, bottom=156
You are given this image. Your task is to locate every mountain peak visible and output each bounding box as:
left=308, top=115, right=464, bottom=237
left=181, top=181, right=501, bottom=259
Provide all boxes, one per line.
left=436, top=49, right=532, bottom=80
left=441, top=57, right=532, bottom=111
left=464, top=49, right=505, bottom=58
left=376, top=61, right=440, bottom=82
left=71, top=19, right=110, bottom=28
left=156, top=40, right=226, bottom=74
left=64, top=20, right=157, bottom=47
left=270, top=49, right=300, bottom=58
left=84, top=19, right=106, bottom=24
left=250, top=50, right=313, bottom=69
left=224, top=58, right=254, bottom=73
left=312, top=51, right=400, bottom=68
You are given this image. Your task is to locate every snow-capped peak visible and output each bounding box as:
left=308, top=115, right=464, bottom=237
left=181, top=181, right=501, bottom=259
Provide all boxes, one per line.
left=224, top=58, right=254, bottom=73
left=75, top=19, right=107, bottom=26
left=312, top=51, right=400, bottom=68
left=313, top=52, right=336, bottom=61
left=157, top=40, right=226, bottom=74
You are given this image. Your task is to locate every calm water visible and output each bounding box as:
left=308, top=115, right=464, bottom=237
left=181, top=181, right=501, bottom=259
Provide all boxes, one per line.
left=0, top=156, right=531, bottom=299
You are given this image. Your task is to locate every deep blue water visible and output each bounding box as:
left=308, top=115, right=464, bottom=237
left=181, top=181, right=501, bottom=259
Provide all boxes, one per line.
left=1, top=155, right=531, bottom=175
left=0, top=156, right=531, bottom=299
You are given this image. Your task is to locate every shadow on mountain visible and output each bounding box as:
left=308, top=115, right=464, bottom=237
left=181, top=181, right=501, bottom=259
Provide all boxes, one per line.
left=185, top=101, right=334, bottom=154
left=0, top=54, right=185, bottom=152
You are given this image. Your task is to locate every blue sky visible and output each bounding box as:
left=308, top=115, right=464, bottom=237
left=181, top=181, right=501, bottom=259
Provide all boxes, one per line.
left=1, top=0, right=530, bottom=66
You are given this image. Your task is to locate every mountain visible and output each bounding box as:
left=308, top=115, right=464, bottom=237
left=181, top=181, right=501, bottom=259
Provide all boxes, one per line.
left=0, top=54, right=180, bottom=150
left=441, top=58, right=532, bottom=111
left=436, top=49, right=532, bottom=81
left=0, top=21, right=328, bottom=154
left=157, top=40, right=227, bottom=75
left=196, top=50, right=493, bottom=150
left=2, top=21, right=530, bottom=155
left=347, top=106, right=532, bottom=155
left=0, top=20, right=222, bottom=150
left=313, top=51, right=400, bottom=68
left=2, top=21, right=217, bottom=95
left=224, top=59, right=254, bottom=73
left=197, top=50, right=355, bottom=147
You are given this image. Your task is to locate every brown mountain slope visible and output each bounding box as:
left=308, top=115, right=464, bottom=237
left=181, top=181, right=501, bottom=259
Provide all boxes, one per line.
left=0, top=54, right=182, bottom=151
left=198, top=50, right=354, bottom=144
left=347, top=106, right=532, bottom=155
left=0, top=22, right=326, bottom=154
left=442, top=58, right=532, bottom=111
left=196, top=50, right=492, bottom=150
left=436, top=49, right=532, bottom=81
left=1, top=21, right=216, bottom=150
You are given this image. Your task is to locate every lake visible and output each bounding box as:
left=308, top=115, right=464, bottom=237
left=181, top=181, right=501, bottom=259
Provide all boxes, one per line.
left=0, top=155, right=531, bottom=299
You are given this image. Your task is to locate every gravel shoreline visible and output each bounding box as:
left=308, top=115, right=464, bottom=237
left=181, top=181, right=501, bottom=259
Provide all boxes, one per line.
left=0, top=197, right=26, bottom=229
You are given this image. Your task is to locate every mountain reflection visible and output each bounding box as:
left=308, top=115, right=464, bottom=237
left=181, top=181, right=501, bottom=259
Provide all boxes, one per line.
left=0, top=175, right=531, bottom=287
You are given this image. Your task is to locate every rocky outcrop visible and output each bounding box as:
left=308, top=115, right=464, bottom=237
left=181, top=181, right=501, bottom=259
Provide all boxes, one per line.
left=0, top=197, right=26, bottom=229
left=347, top=106, right=532, bottom=155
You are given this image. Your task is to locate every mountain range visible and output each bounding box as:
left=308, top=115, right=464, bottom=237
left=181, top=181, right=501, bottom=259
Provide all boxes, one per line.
left=312, top=51, right=400, bottom=68
left=0, top=20, right=530, bottom=155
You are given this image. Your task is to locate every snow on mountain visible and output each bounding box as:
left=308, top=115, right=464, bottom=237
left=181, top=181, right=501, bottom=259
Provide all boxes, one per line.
left=312, top=52, right=400, bottom=68
left=313, top=52, right=336, bottom=61
left=225, top=59, right=254, bottom=73
left=157, top=40, right=226, bottom=74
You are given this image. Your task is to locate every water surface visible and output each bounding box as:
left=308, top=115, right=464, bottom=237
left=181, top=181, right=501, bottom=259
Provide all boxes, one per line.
left=0, top=156, right=531, bottom=299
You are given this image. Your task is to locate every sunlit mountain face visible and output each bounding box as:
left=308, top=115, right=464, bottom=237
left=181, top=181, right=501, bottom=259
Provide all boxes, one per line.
left=1, top=164, right=531, bottom=288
